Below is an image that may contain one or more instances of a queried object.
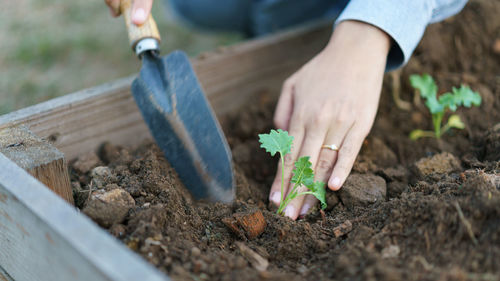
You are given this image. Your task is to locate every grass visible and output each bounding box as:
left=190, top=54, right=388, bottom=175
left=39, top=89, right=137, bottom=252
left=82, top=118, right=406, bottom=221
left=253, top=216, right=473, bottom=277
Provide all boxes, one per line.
left=0, top=0, right=242, bottom=115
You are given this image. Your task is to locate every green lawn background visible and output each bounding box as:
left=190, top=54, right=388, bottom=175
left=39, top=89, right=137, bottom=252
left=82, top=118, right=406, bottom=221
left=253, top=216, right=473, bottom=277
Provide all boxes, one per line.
left=1, top=0, right=242, bottom=115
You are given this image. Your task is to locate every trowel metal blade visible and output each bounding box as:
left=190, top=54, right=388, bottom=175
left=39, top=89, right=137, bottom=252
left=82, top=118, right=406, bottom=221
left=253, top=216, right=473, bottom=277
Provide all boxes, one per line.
left=131, top=50, right=235, bottom=202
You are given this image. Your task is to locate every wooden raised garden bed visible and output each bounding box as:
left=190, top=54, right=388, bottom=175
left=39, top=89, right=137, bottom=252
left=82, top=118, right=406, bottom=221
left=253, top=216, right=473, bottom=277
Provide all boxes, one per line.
left=0, top=23, right=331, bottom=281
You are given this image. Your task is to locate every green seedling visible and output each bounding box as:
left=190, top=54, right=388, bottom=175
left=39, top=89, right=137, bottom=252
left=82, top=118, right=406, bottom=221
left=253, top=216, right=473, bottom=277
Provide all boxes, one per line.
left=409, top=74, right=482, bottom=140
left=258, top=129, right=327, bottom=215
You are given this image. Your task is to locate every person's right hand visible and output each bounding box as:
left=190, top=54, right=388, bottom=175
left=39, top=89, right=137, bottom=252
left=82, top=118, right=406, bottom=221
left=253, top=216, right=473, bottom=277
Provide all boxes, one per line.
left=104, top=0, right=153, bottom=25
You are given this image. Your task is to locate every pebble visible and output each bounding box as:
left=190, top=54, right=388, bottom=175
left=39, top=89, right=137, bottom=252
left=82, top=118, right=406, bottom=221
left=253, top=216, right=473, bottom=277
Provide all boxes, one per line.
left=72, top=152, right=101, bottom=174
left=90, top=166, right=117, bottom=188
left=339, top=174, right=387, bottom=209
left=191, top=247, right=201, bottom=257
left=412, top=152, right=461, bottom=179
left=83, top=188, right=135, bottom=227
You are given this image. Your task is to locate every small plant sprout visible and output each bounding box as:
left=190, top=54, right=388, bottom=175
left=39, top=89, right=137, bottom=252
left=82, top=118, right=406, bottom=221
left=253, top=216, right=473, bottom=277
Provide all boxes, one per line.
left=409, top=74, right=482, bottom=140
left=258, top=129, right=327, bottom=215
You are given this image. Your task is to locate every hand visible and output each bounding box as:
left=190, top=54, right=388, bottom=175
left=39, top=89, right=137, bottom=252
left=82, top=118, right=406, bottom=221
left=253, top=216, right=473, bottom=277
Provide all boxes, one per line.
left=104, top=0, right=153, bottom=25
left=269, top=21, right=391, bottom=220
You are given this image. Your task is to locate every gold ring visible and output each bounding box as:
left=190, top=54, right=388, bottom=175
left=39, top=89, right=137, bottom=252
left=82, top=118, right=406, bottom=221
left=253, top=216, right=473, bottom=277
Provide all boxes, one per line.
left=321, top=144, right=339, bottom=151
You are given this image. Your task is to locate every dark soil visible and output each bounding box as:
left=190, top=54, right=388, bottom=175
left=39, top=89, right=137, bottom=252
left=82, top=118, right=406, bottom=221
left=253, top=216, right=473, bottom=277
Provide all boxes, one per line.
left=70, top=1, right=500, bottom=280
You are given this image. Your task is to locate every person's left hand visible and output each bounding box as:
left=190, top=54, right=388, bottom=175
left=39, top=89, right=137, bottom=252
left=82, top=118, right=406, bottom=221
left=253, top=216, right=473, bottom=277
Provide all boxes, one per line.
left=268, top=21, right=391, bottom=220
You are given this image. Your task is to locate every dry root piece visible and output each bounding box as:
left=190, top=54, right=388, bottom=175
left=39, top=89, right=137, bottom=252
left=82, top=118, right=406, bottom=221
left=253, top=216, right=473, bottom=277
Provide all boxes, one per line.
left=235, top=242, right=269, bottom=272
left=332, top=220, right=353, bottom=238
left=222, top=209, right=266, bottom=240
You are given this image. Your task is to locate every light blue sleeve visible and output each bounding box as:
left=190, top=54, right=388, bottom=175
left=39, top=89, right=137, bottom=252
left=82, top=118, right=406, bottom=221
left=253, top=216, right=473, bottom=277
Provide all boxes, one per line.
left=334, top=0, right=468, bottom=70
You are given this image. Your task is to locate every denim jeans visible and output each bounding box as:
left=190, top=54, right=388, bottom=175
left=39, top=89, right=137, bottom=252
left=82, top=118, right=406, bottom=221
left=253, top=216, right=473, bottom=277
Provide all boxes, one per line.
left=166, top=0, right=348, bottom=36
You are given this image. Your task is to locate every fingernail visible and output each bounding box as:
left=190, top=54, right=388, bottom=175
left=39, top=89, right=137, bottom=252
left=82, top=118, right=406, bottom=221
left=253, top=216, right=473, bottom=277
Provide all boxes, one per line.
left=270, top=192, right=281, bottom=204
left=329, top=176, right=341, bottom=190
left=284, top=205, right=295, bottom=218
left=132, top=8, right=146, bottom=24
left=299, top=203, right=311, bottom=216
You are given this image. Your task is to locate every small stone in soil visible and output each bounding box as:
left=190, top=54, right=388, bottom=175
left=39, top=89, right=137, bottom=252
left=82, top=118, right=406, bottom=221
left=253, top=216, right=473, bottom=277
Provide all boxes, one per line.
left=72, top=152, right=101, bottom=174
left=387, top=181, right=408, bottom=198
left=339, top=174, right=387, bottom=209
left=381, top=245, right=400, bottom=259
left=412, top=152, right=461, bottom=179
left=325, top=191, right=340, bottom=211
left=109, top=223, right=126, bottom=238
left=379, top=165, right=409, bottom=182
left=83, top=188, right=135, bottom=227
left=332, top=220, right=353, bottom=238
left=90, top=166, right=117, bottom=188
left=359, top=137, right=398, bottom=168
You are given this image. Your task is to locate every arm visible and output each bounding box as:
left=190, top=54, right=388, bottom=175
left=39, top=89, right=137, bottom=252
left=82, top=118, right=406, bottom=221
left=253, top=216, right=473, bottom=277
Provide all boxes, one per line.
left=269, top=0, right=469, bottom=220
left=335, top=0, right=468, bottom=70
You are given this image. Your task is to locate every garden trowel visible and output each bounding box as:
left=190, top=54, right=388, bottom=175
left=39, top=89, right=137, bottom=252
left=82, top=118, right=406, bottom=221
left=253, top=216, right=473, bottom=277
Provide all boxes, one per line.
left=118, top=0, right=234, bottom=202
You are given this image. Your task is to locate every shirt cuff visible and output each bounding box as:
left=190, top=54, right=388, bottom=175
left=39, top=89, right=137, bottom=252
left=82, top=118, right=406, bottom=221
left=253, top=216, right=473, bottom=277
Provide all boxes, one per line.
left=334, top=0, right=434, bottom=71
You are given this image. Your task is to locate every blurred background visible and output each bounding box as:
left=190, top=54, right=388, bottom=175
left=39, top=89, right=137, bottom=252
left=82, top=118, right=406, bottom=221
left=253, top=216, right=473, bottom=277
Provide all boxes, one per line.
left=0, top=0, right=243, bottom=115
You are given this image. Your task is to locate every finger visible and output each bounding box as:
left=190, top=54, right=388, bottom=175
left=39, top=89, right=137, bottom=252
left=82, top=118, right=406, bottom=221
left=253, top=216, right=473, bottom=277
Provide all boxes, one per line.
left=105, top=0, right=121, bottom=16
left=274, top=76, right=296, bottom=131
left=268, top=115, right=305, bottom=206
left=283, top=126, right=326, bottom=220
left=296, top=120, right=350, bottom=217
left=298, top=195, right=317, bottom=217
left=328, top=124, right=369, bottom=191
left=131, top=0, right=153, bottom=25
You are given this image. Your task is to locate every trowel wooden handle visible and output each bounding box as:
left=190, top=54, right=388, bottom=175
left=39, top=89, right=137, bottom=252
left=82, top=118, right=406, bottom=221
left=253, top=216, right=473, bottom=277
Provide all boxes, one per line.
left=120, top=0, right=161, bottom=51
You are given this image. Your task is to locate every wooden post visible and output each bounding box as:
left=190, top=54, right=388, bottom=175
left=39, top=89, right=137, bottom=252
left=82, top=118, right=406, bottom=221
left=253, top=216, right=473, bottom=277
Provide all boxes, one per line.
left=0, top=126, right=74, bottom=205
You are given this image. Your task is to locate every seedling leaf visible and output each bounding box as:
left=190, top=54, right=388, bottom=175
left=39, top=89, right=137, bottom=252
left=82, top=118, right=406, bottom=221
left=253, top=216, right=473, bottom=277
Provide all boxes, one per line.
left=446, top=114, right=465, bottom=129
left=409, top=129, right=435, bottom=140
left=258, top=129, right=293, bottom=157
left=409, top=74, right=437, bottom=99
left=451, top=85, right=482, bottom=108
left=410, top=74, right=443, bottom=114
left=291, top=156, right=314, bottom=188
left=306, top=181, right=327, bottom=210
left=408, top=74, right=481, bottom=139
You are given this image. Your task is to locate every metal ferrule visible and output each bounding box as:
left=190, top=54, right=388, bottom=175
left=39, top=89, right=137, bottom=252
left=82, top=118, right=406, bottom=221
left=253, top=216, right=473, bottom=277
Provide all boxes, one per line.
left=135, top=38, right=160, bottom=57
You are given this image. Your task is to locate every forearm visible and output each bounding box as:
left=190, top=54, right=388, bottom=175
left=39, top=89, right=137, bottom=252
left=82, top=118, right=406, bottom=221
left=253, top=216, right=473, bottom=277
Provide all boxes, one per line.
left=335, top=0, right=468, bottom=70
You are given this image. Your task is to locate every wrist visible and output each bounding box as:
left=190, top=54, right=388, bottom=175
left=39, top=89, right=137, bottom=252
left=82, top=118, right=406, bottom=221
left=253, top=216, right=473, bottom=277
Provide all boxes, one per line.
left=324, top=20, right=391, bottom=65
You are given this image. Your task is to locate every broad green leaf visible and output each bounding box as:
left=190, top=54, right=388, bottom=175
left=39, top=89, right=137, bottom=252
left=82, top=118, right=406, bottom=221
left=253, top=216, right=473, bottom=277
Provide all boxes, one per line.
left=410, top=74, right=442, bottom=114
left=306, top=181, right=327, bottom=210
left=446, top=114, right=465, bottom=129
left=451, top=85, right=482, bottom=108
left=291, top=156, right=314, bottom=188
left=258, top=129, right=293, bottom=157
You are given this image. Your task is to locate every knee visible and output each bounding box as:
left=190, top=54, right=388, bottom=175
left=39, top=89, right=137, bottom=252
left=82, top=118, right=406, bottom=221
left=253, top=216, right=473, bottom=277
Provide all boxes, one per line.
left=167, top=0, right=251, bottom=32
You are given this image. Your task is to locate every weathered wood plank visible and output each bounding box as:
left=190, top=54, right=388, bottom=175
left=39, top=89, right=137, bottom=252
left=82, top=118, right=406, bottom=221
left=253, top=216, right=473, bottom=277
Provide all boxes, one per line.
left=0, top=153, right=169, bottom=281
left=0, top=23, right=331, bottom=160
left=0, top=265, right=14, bottom=281
left=0, top=126, right=73, bottom=204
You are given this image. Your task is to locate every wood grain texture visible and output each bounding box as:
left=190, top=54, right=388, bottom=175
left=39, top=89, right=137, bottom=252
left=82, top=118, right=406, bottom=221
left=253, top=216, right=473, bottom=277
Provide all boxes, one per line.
left=0, top=265, right=14, bottom=281
left=0, top=23, right=331, bottom=160
left=120, top=0, right=160, bottom=50
left=0, top=153, right=170, bottom=281
left=0, top=126, right=73, bottom=204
